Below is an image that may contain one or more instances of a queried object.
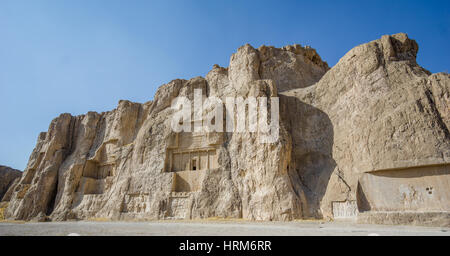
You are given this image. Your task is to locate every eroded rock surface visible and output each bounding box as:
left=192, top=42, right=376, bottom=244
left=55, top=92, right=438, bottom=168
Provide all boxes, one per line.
left=3, top=33, right=449, bottom=225
left=0, top=166, right=21, bottom=201
left=281, top=33, right=450, bottom=220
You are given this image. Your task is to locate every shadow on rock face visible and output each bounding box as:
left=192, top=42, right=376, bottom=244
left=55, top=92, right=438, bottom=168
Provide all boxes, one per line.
left=280, top=94, right=336, bottom=218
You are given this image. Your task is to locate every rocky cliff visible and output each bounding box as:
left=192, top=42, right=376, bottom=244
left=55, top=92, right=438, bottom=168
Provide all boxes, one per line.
left=3, top=33, right=449, bottom=225
left=281, top=33, right=449, bottom=222
left=0, top=166, right=21, bottom=201
left=0, top=165, right=21, bottom=220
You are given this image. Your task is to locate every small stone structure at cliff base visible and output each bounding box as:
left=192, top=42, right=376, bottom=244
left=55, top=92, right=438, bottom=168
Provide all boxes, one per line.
left=2, top=33, right=449, bottom=227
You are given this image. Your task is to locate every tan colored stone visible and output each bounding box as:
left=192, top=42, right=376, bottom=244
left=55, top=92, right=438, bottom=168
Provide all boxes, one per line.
left=0, top=166, right=21, bottom=201
left=281, top=33, right=449, bottom=220
left=3, top=33, right=449, bottom=226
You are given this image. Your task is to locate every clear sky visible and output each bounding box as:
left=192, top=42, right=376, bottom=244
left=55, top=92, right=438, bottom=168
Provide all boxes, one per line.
left=1, top=0, right=449, bottom=170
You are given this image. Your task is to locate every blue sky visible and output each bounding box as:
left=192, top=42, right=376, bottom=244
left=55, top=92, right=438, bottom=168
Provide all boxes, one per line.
left=1, top=0, right=449, bottom=170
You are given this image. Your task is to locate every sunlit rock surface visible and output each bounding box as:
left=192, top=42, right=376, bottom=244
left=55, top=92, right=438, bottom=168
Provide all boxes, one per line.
left=3, top=33, right=449, bottom=226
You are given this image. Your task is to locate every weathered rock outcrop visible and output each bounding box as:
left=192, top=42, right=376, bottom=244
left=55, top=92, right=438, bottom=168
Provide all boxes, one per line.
left=280, top=33, right=449, bottom=225
left=0, top=166, right=21, bottom=201
left=3, top=33, right=449, bottom=225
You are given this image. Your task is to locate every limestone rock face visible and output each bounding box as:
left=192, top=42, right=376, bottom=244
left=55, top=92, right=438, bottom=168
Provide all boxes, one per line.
left=3, top=33, right=449, bottom=225
left=0, top=166, right=21, bottom=201
left=281, top=33, right=449, bottom=221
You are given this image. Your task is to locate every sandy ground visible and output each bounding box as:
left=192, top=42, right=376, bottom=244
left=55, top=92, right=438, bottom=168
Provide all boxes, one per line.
left=0, top=220, right=449, bottom=236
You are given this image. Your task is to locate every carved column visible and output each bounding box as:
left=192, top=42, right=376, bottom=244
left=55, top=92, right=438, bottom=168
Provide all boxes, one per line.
left=169, top=151, right=173, bottom=172
left=197, top=151, right=200, bottom=170
left=188, top=151, right=191, bottom=170
left=207, top=149, right=210, bottom=169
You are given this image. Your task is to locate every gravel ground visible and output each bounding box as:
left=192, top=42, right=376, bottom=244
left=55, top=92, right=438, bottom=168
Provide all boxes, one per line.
left=0, top=220, right=449, bottom=236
